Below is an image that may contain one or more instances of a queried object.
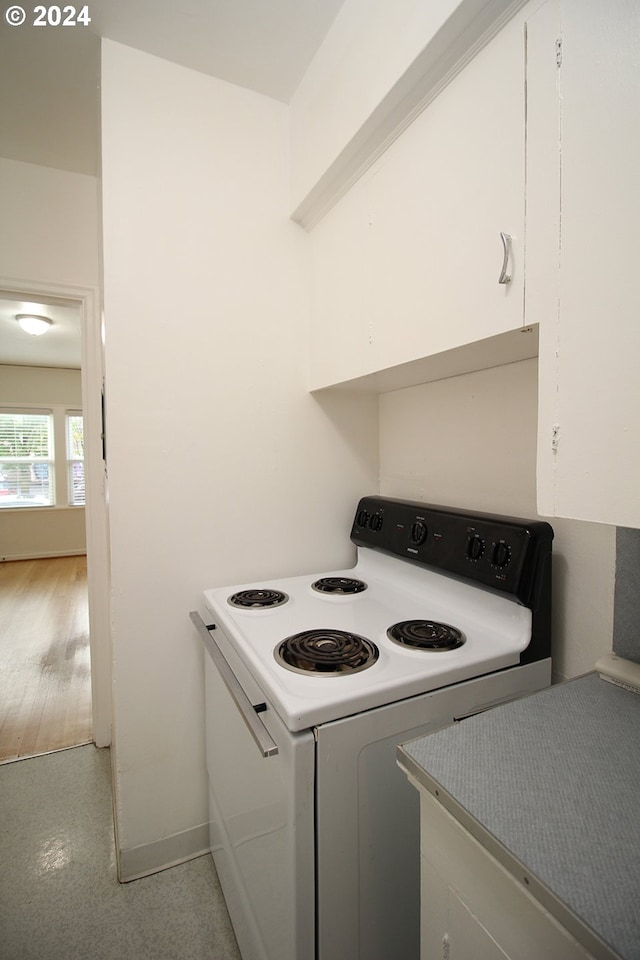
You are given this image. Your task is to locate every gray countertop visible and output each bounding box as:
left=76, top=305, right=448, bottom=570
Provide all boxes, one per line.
left=398, top=672, right=640, bottom=960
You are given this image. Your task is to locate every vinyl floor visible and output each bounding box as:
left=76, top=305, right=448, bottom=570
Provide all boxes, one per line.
left=0, top=744, right=241, bottom=960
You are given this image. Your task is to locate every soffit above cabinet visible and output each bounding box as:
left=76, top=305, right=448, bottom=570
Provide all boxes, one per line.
left=291, top=0, right=529, bottom=230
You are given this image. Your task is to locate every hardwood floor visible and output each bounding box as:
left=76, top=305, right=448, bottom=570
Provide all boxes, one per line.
left=0, top=556, right=92, bottom=763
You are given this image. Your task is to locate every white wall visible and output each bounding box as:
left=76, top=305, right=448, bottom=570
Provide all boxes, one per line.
left=100, top=40, right=378, bottom=875
left=0, top=158, right=99, bottom=289
left=0, top=364, right=86, bottom=559
left=379, top=359, right=616, bottom=681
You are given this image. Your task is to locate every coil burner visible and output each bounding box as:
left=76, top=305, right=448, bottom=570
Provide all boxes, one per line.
left=228, top=589, right=289, bottom=609
left=276, top=629, right=378, bottom=675
left=387, top=620, right=466, bottom=651
left=311, top=577, right=368, bottom=595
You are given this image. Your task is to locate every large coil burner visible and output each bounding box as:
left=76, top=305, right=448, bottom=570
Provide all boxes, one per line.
left=387, top=620, right=465, bottom=651
left=276, top=629, right=378, bottom=675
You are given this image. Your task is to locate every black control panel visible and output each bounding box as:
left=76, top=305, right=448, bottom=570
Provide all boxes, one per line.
left=351, top=496, right=554, bottom=664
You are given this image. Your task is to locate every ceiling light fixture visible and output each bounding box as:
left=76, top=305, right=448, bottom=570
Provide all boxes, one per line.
left=16, top=314, right=53, bottom=336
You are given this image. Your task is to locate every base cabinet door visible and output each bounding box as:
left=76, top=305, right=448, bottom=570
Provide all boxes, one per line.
left=419, top=792, right=595, bottom=960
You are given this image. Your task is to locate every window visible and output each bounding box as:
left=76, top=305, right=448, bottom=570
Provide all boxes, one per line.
left=0, top=407, right=85, bottom=509
left=66, top=412, right=85, bottom=506
left=0, top=410, right=54, bottom=507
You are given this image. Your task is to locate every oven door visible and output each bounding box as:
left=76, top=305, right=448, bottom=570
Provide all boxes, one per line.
left=193, top=612, right=315, bottom=960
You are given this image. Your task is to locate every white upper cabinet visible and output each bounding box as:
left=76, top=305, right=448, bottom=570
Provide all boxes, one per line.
left=309, top=6, right=531, bottom=392
left=535, top=0, right=640, bottom=527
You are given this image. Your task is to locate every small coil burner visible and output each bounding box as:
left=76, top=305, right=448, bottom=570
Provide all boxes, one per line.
left=311, top=577, right=368, bottom=595
left=276, top=629, right=378, bottom=675
left=227, top=589, right=289, bottom=609
left=387, top=620, right=466, bottom=651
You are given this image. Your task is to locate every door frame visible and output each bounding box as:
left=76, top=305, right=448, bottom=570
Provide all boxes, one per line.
left=0, top=275, right=111, bottom=747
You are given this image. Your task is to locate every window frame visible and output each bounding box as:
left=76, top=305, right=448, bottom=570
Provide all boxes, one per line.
left=66, top=410, right=85, bottom=507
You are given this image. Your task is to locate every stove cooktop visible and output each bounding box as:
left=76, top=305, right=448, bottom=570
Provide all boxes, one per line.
left=203, top=550, right=533, bottom=730
left=202, top=497, right=553, bottom=731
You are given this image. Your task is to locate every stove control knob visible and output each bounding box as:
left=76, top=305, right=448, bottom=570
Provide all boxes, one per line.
left=466, top=534, right=485, bottom=561
left=491, top=540, right=512, bottom=569
left=410, top=521, right=428, bottom=546
left=357, top=509, right=370, bottom=528
left=370, top=512, right=383, bottom=532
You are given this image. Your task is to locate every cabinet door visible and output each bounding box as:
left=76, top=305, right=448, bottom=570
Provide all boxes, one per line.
left=536, top=0, right=640, bottom=526
left=309, top=7, right=527, bottom=391
left=419, top=792, right=596, bottom=960
left=363, top=10, right=526, bottom=375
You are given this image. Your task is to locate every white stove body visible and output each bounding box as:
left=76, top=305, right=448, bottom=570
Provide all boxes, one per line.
left=195, top=499, right=553, bottom=960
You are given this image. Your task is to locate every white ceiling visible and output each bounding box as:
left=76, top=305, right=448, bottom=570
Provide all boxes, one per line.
left=0, top=295, right=82, bottom=369
left=0, top=0, right=346, bottom=368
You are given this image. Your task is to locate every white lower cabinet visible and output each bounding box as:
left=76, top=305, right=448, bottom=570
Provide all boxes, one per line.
left=418, top=791, right=595, bottom=960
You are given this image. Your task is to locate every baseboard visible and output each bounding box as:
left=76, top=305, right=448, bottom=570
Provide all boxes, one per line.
left=1, top=550, right=87, bottom=562
left=0, top=739, right=94, bottom=765
left=118, top=822, right=211, bottom=883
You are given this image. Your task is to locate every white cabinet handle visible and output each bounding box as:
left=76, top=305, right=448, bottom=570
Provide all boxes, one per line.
left=498, top=232, right=512, bottom=284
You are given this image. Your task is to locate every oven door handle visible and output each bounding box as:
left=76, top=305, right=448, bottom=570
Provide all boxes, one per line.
left=190, top=611, right=279, bottom=758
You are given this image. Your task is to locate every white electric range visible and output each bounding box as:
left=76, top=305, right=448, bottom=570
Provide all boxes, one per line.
left=191, top=496, right=554, bottom=960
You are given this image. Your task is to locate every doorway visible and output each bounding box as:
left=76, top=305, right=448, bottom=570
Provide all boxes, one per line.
left=0, top=282, right=111, bottom=760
